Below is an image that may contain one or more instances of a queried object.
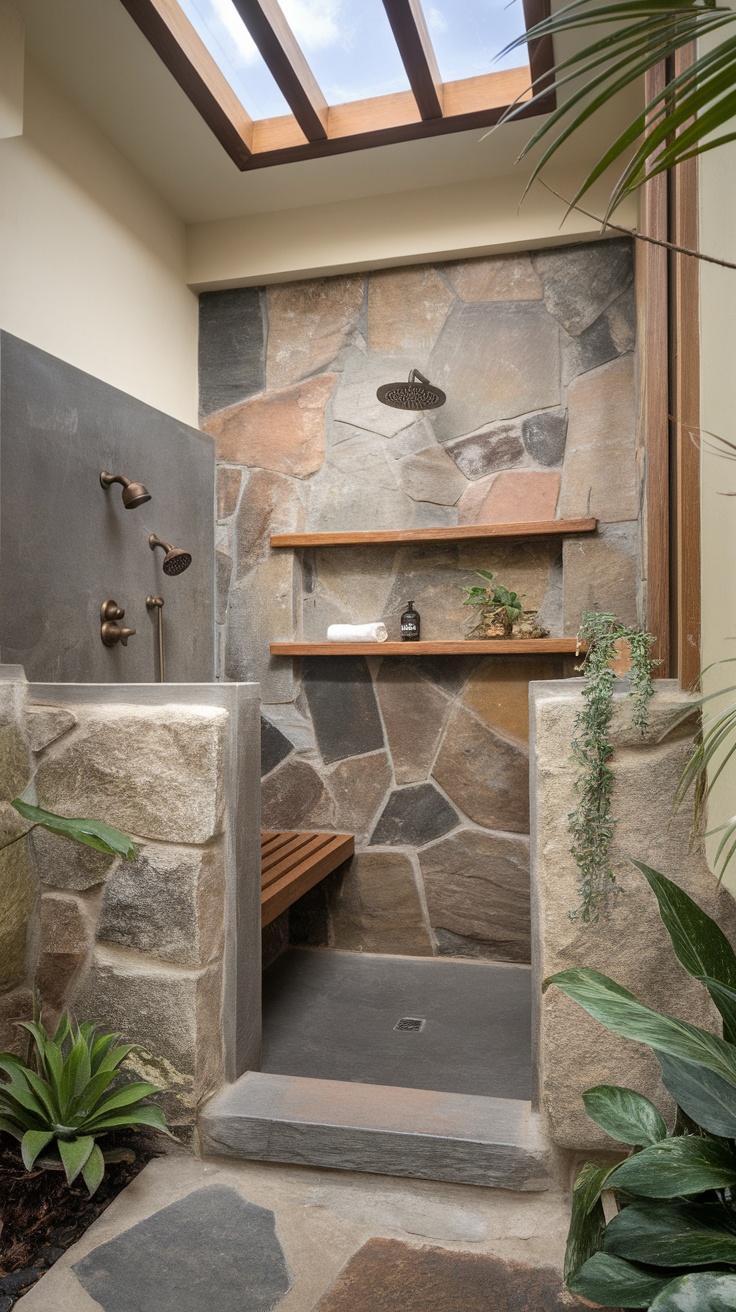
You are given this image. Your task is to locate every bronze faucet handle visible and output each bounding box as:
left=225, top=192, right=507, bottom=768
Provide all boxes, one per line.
left=118, top=626, right=136, bottom=647
left=101, top=600, right=125, bottom=622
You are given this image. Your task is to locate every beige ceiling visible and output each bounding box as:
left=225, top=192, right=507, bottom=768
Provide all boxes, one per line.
left=16, top=0, right=642, bottom=226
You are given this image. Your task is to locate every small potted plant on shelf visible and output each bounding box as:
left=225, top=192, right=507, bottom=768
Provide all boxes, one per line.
left=460, top=570, right=549, bottom=639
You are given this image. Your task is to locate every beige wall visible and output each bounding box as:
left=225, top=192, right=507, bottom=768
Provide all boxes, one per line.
left=0, top=46, right=198, bottom=426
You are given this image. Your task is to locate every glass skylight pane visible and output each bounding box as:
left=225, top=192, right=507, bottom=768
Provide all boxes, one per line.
left=286, top=0, right=410, bottom=105
left=424, top=0, right=530, bottom=81
left=177, top=0, right=290, bottom=119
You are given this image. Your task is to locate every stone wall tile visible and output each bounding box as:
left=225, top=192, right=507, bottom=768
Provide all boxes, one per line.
left=532, top=239, right=633, bottom=335
left=462, top=657, right=564, bottom=744
left=307, top=431, right=414, bottom=530
left=457, top=540, right=556, bottom=613
left=383, top=544, right=466, bottom=641
left=261, top=757, right=335, bottom=829
left=204, top=374, right=337, bottom=478
left=375, top=664, right=450, bottom=784
left=311, top=544, right=397, bottom=624
left=428, top=302, right=560, bottom=440
left=558, top=354, right=637, bottom=522
left=303, top=656, right=384, bottom=764
left=35, top=707, right=228, bottom=845
left=199, top=288, right=265, bottom=419
left=216, top=541, right=232, bottom=626
left=267, top=276, right=364, bottom=389
left=445, top=423, right=525, bottom=480
left=36, top=890, right=93, bottom=1011
left=0, top=987, right=33, bottom=1054
left=234, top=469, right=304, bottom=574
left=521, top=411, right=568, bottom=468
left=30, top=826, right=116, bottom=891
left=399, top=445, right=468, bottom=505
left=562, top=522, right=640, bottom=633
left=410, top=502, right=459, bottom=529
left=432, top=704, right=529, bottom=831
left=562, top=313, right=618, bottom=382
left=330, top=851, right=433, bottom=954
left=324, top=751, right=392, bottom=843
left=459, top=471, right=561, bottom=525
left=607, top=285, right=636, bottom=352
left=25, top=706, right=77, bottom=754
left=0, top=840, right=37, bottom=990
left=332, top=352, right=419, bottom=439
left=217, top=466, right=242, bottom=520
left=96, top=844, right=225, bottom=969
left=445, top=253, right=543, bottom=302
left=367, top=267, right=453, bottom=356
left=261, top=716, right=293, bottom=777
left=370, top=782, right=458, bottom=846
left=226, top=556, right=299, bottom=704
left=420, top=830, right=531, bottom=961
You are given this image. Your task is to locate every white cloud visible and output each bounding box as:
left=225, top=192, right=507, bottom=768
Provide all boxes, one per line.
left=426, top=5, right=448, bottom=33
left=209, top=0, right=260, bottom=63
left=280, top=0, right=342, bottom=50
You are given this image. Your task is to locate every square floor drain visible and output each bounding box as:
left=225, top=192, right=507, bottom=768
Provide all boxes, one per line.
left=394, top=1017, right=426, bottom=1032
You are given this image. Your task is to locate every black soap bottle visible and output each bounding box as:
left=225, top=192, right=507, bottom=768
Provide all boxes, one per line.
left=401, top=600, right=420, bottom=642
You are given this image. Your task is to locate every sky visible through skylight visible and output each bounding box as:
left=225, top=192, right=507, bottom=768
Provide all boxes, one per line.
left=177, top=0, right=529, bottom=122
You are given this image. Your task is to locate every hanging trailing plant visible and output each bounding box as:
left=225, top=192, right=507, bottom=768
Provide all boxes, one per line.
left=569, top=612, right=658, bottom=923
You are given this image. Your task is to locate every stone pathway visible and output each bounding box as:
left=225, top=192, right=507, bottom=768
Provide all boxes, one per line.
left=15, top=1153, right=596, bottom=1311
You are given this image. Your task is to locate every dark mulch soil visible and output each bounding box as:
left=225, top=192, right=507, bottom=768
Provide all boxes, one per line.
left=0, top=1131, right=156, bottom=1308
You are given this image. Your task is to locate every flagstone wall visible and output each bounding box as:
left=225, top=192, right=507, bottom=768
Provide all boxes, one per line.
left=200, top=240, right=641, bottom=964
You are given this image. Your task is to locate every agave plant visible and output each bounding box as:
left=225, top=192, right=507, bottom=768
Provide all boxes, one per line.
left=0, top=1012, right=170, bottom=1196
left=499, top=0, right=736, bottom=220
left=548, top=860, right=736, bottom=1308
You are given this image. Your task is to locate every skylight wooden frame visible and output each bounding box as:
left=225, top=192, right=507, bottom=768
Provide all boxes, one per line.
left=119, top=0, right=555, bottom=170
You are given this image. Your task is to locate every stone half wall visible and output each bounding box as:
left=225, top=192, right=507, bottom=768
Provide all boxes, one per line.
left=0, top=670, right=261, bottom=1135
left=530, top=679, right=736, bottom=1151
left=200, top=241, right=642, bottom=964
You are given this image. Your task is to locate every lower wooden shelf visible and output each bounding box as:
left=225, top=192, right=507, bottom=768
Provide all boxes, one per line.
left=270, top=639, right=581, bottom=656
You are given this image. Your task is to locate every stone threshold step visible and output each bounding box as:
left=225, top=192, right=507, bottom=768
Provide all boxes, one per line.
left=198, top=1072, right=557, bottom=1190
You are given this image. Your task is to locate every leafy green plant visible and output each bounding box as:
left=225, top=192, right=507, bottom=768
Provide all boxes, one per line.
left=461, top=570, right=525, bottom=637
left=9, top=798, right=137, bottom=859
left=548, top=861, right=736, bottom=1309
left=570, top=612, right=658, bottom=922
left=0, top=1011, right=170, bottom=1196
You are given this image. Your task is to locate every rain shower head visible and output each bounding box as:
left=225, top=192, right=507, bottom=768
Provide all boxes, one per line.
left=376, top=369, right=446, bottom=412
left=100, top=471, right=151, bottom=509
left=149, top=534, right=192, bottom=576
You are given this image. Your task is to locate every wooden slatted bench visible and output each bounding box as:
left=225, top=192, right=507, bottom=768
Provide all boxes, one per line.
left=261, top=830, right=355, bottom=927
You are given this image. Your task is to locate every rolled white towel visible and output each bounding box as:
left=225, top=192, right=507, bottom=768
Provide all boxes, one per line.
left=327, top=622, right=388, bottom=643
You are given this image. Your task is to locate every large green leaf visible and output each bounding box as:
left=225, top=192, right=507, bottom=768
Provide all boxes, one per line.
left=649, top=1272, right=736, bottom=1309
left=543, top=969, right=736, bottom=1088
left=568, top=1251, right=674, bottom=1308
left=82, top=1104, right=173, bottom=1136
left=21, top=1128, right=54, bottom=1170
left=659, top=1053, right=736, bottom=1138
left=11, top=799, right=137, bottom=859
left=81, top=1142, right=105, bottom=1197
left=633, top=863, right=736, bottom=1043
left=0, top=1115, right=23, bottom=1140
left=604, top=1200, right=736, bottom=1267
left=80, top=1081, right=160, bottom=1127
left=57, top=1134, right=95, bottom=1186
left=606, top=1135, right=736, bottom=1197
left=564, top=1161, right=609, bottom=1283
left=583, top=1084, right=669, bottom=1146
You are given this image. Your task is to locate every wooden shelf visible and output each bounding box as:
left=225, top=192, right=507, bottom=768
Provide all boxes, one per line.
left=270, top=639, right=581, bottom=656
left=270, top=517, right=598, bottom=549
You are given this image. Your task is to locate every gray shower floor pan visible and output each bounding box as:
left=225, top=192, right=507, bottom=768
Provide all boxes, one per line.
left=260, top=949, right=532, bottom=1100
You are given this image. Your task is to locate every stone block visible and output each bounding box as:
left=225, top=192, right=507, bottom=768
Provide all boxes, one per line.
left=35, top=706, right=228, bottom=845
left=562, top=312, right=618, bottom=382
left=432, top=704, right=529, bottom=832
left=462, top=657, right=563, bottom=745
left=204, top=374, right=337, bottom=478
left=420, top=830, right=531, bottom=962
left=97, top=844, right=225, bottom=968
left=0, top=987, right=33, bottom=1054
left=370, top=782, right=458, bottom=846
left=330, top=851, right=432, bottom=954
left=226, top=555, right=298, bottom=704
left=0, top=721, right=32, bottom=803
left=410, top=502, right=459, bottom=529
left=307, top=429, right=415, bottom=530
left=36, top=891, right=93, bottom=1010
left=562, top=522, right=640, bottom=633
left=261, top=757, right=334, bottom=830
left=532, top=238, right=633, bottom=335
left=215, top=542, right=232, bottom=626
left=30, top=825, right=116, bottom=890
left=198, top=288, right=265, bottom=419
left=459, top=471, right=561, bottom=525
left=0, top=839, right=36, bottom=990
left=445, top=253, right=543, bottom=302
left=383, top=544, right=466, bottom=641
left=73, top=946, right=224, bottom=1122
left=428, top=302, right=560, bottom=440
left=607, top=284, right=636, bottom=352
left=261, top=716, right=294, bottom=777
left=267, top=275, right=364, bottom=388
left=376, top=663, right=450, bottom=784
left=324, top=751, right=392, bottom=843
left=303, top=656, right=384, bottom=764
left=311, top=544, right=397, bottom=624
left=332, top=351, right=419, bottom=439
left=445, top=423, right=525, bottom=480
left=217, top=466, right=242, bottom=520
left=399, top=445, right=468, bottom=505
left=367, top=266, right=452, bottom=355
left=521, top=410, right=568, bottom=468
left=234, top=468, right=304, bottom=574
left=558, top=354, right=637, bottom=522
left=25, top=706, right=77, bottom=753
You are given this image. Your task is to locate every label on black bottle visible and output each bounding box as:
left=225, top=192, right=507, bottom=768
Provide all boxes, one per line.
left=401, top=603, right=420, bottom=641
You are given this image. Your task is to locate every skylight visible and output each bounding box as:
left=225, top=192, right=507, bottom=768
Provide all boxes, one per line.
left=178, top=0, right=290, bottom=118
left=296, top=0, right=410, bottom=106
left=425, top=0, right=530, bottom=81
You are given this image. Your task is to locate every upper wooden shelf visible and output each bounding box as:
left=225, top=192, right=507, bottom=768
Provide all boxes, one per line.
left=270, top=518, right=598, bottom=549
left=271, top=639, right=581, bottom=657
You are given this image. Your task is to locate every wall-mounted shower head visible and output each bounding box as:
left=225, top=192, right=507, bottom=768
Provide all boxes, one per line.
left=376, top=369, right=446, bottom=411
left=149, top=534, right=192, bottom=576
left=100, top=471, right=151, bottom=509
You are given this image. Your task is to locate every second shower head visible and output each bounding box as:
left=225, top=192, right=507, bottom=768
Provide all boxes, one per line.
left=100, top=471, right=151, bottom=509
left=149, top=534, right=192, bottom=576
